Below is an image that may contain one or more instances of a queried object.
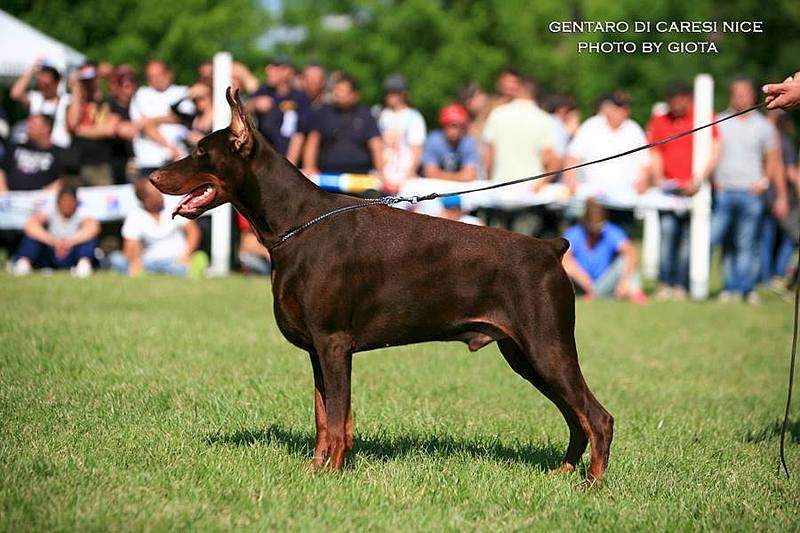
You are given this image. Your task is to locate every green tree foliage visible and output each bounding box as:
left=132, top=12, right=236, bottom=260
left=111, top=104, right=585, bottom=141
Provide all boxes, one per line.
left=282, top=0, right=800, bottom=123
left=3, top=0, right=270, bottom=84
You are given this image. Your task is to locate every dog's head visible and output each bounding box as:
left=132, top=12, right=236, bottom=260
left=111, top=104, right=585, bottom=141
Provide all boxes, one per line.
left=150, top=87, right=259, bottom=219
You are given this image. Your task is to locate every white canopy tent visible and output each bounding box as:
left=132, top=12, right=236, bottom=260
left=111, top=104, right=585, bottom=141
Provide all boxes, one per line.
left=0, top=9, right=85, bottom=82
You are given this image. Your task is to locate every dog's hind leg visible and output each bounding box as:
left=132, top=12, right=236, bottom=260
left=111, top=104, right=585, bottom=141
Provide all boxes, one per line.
left=498, top=337, right=613, bottom=485
left=498, top=338, right=587, bottom=473
left=314, top=333, right=354, bottom=471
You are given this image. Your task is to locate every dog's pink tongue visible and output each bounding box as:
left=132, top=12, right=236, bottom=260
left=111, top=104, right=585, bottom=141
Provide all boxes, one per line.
left=172, top=194, right=192, bottom=219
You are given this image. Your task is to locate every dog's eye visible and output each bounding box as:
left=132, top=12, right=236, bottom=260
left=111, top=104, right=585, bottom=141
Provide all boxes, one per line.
left=195, top=147, right=205, bottom=157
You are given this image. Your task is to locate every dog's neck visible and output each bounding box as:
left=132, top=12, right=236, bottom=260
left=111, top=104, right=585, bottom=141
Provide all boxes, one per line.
left=231, top=140, right=328, bottom=248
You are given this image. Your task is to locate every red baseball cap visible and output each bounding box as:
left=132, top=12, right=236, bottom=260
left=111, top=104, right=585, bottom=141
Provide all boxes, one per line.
left=439, top=104, right=469, bottom=127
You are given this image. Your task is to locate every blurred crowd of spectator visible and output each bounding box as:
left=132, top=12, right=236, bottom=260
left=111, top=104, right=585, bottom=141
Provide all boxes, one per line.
left=0, top=56, right=797, bottom=305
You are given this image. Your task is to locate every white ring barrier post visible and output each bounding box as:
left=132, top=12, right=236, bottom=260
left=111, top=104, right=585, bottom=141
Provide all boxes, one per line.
left=208, top=52, right=233, bottom=276
left=690, top=74, right=714, bottom=300
left=642, top=208, right=660, bottom=281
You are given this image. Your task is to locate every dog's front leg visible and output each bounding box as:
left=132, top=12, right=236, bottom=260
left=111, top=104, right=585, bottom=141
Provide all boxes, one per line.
left=314, top=333, right=353, bottom=471
left=308, top=351, right=329, bottom=467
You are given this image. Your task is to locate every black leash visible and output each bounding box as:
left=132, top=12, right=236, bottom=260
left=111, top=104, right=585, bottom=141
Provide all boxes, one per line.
left=779, top=249, right=799, bottom=478
left=269, top=100, right=797, bottom=478
left=272, top=101, right=765, bottom=249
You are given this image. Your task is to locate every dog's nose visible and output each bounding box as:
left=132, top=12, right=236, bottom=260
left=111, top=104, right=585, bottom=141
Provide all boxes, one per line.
left=149, top=171, right=161, bottom=186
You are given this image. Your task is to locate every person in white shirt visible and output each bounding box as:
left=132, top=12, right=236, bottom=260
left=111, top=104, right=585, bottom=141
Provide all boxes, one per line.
left=482, top=73, right=558, bottom=187
left=378, top=73, right=426, bottom=192
left=12, top=186, right=99, bottom=277
left=563, top=92, right=650, bottom=203
left=111, top=180, right=203, bottom=277
left=129, top=60, right=190, bottom=177
left=10, top=58, right=71, bottom=149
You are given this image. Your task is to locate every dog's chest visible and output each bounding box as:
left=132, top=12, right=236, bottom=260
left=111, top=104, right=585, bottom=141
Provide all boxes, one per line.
left=272, top=285, right=312, bottom=350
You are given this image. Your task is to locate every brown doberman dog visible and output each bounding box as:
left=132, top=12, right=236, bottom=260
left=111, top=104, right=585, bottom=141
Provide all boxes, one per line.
left=150, top=88, right=614, bottom=484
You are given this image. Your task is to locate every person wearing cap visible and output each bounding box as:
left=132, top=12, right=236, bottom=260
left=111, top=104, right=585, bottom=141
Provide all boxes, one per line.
left=563, top=91, right=649, bottom=225
left=647, top=81, right=720, bottom=301
left=66, top=63, right=119, bottom=186
left=561, top=199, right=647, bottom=304
left=482, top=72, right=558, bottom=188
left=10, top=57, right=71, bottom=149
left=246, top=57, right=310, bottom=165
left=763, top=72, right=800, bottom=111
left=421, top=104, right=479, bottom=182
left=378, top=73, right=426, bottom=191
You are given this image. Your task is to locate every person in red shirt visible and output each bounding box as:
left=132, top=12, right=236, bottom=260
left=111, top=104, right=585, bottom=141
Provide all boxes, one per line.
left=647, top=81, right=720, bottom=300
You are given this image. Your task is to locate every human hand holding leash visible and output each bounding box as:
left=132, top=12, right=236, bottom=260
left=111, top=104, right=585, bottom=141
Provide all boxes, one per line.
left=763, top=72, right=800, bottom=110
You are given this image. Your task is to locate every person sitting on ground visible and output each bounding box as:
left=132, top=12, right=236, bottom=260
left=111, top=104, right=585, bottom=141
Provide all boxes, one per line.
left=0, top=114, right=63, bottom=192
left=110, top=179, right=205, bottom=277
left=11, top=186, right=99, bottom=277
left=561, top=199, right=647, bottom=304
left=378, top=73, right=426, bottom=191
left=421, top=103, right=479, bottom=182
left=303, top=73, right=384, bottom=177
left=763, top=71, right=800, bottom=110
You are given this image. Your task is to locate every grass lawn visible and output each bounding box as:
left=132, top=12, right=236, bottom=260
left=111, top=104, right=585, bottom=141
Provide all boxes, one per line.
left=1, top=272, right=799, bottom=531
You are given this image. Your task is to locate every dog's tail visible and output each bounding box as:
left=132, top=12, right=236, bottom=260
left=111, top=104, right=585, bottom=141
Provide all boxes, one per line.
left=548, top=237, right=570, bottom=258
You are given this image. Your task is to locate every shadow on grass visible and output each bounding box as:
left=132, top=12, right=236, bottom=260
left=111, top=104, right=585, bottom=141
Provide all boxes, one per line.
left=205, top=424, right=564, bottom=471
left=744, top=418, right=800, bottom=444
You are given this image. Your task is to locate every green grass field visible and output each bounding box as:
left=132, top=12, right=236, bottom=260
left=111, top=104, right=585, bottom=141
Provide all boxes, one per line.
left=1, top=273, right=799, bottom=531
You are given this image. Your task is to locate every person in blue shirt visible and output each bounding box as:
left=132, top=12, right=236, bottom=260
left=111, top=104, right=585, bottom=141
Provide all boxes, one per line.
left=562, top=199, right=647, bottom=303
left=421, top=103, right=479, bottom=181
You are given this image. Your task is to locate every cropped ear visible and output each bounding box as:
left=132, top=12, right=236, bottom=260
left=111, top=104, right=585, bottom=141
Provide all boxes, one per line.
left=226, top=87, right=254, bottom=157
